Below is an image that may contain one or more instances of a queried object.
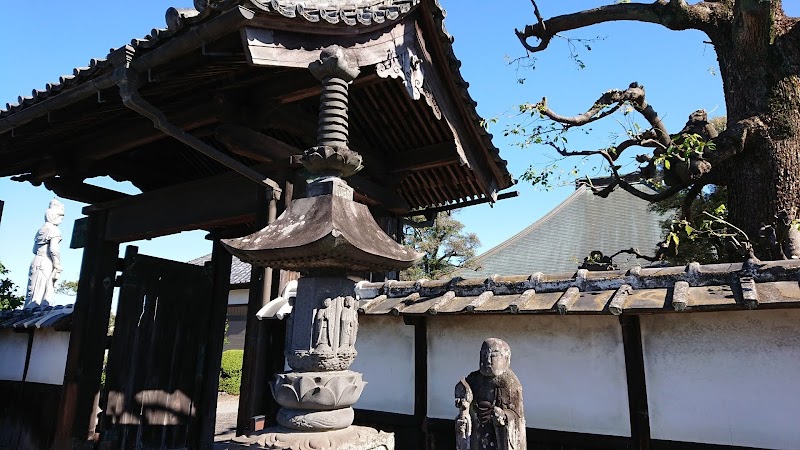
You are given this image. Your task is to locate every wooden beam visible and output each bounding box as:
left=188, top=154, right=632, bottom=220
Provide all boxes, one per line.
left=43, top=178, right=128, bottom=205
left=77, top=102, right=219, bottom=162
left=215, top=123, right=301, bottom=162
left=53, top=211, right=119, bottom=449
left=84, top=168, right=283, bottom=242
left=389, top=142, right=457, bottom=173
left=620, top=315, right=652, bottom=450
left=198, top=240, right=233, bottom=449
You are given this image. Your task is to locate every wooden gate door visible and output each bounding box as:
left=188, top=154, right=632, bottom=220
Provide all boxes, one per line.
left=101, top=248, right=213, bottom=449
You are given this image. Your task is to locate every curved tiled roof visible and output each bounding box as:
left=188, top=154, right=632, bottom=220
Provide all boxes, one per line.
left=460, top=183, right=668, bottom=278
left=0, top=304, right=74, bottom=330
left=189, top=254, right=252, bottom=286
left=354, top=259, right=800, bottom=316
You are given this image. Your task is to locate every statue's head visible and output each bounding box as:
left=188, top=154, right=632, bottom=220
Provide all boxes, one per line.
left=344, top=297, right=353, bottom=308
left=323, top=297, right=332, bottom=308
left=479, top=338, right=511, bottom=377
left=45, top=199, right=65, bottom=225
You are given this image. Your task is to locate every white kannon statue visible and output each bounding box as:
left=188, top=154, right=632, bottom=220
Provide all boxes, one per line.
left=24, top=199, right=65, bottom=309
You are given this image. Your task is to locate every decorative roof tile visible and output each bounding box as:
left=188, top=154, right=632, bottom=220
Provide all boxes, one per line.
left=352, top=259, right=800, bottom=316
left=0, top=304, right=73, bottom=330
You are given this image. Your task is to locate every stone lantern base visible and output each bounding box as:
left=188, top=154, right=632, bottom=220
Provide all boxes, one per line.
left=234, top=425, right=394, bottom=450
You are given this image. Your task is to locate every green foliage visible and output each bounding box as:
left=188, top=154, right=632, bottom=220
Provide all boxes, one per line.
left=655, top=133, right=716, bottom=171
left=219, top=349, right=244, bottom=395
left=0, top=261, right=24, bottom=311
left=401, top=212, right=480, bottom=281
left=55, top=280, right=79, bottom=296
left=650, top=187, right=732, bottom=264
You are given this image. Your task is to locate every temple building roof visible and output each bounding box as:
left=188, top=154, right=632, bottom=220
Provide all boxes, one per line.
left=459, top=180, right=668, bottom=278
left=1, top=0, right=512, bottom=224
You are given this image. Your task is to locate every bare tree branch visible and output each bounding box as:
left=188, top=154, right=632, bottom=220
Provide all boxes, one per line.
left=516, top=1, right=725, bottom=54
left=610, top=247, right=664, bottom=263
left=538, top=83, right=673, bottom=147
left=600, top=149, right=684, bottom=202
left=537, top=95, right=622, bottom=127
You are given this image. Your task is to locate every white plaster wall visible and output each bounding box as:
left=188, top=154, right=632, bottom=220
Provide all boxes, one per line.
left=427, top=315, right=631, bottom=437
left=26, top=330, right=70, bottom=385
left=0, top=330, right=29, bottom=381
left=350, top=315, right=415, bottom=415
left=641, top=310, right=800, bottom=449
left=228, top=289, right=250, bottom=305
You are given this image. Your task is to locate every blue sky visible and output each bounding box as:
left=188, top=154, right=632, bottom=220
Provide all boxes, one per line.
left=1, top=1, right=797, bottom=303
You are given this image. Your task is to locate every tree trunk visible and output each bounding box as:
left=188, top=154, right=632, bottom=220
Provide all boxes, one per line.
left=715, top=12, right=800, bottom=255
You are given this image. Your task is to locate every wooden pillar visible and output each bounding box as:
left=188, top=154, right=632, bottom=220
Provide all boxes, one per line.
left=237, top=187, right=285, bottom=435
left=404, top=315, right=428, bottom=450
left=53, top=210, right=119, bottom=449
left=0, top=199, right=4, bottom=226
left=198, top=239, right=233, bottom=448
left=620, top=315, right=651, bottom=450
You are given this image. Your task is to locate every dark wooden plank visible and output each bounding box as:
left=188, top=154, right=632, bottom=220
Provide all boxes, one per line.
left=198, top=240, right=233, bottom=449
left=102, top=249, right=214, bottom=449
left=620, top=315, right=651, bottom=450
left=53, top=211, right=119, bottom=449
left=0, top=381, right=64, bottom=450
left=0, top=200, right=4, bottom=226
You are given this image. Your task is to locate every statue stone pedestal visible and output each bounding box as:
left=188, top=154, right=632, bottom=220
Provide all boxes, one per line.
left=234, top=426, right=394, bottom=450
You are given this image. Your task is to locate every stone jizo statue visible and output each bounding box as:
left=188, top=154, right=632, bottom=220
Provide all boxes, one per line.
left=25, top=199, right=65, bottom=309
left=455, top=338, right=526, bottom=450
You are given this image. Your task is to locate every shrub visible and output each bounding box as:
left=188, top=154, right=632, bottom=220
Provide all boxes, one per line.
left=219, top=349, right=244, bottom=395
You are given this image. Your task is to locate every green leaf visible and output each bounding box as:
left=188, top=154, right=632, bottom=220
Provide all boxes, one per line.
left=664, top=159, right=671, bottom=170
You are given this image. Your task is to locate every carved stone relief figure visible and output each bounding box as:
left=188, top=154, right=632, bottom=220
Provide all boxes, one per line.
left=338, top=296, right=357, bottom=350
left=314, top=297, right=336, bottom=352
left=456, top=338, right=526, bottom=450
left=25, top=199, right=65, bottom=309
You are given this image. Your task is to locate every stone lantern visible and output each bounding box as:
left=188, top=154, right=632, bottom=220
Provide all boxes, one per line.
left=223, top=45, right=420, bottom=450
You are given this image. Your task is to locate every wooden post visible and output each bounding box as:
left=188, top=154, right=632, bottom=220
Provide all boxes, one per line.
left=620, top=315, right=651, bottom=450
left=198, top=239, right=233, bottom=448
left=0, top=199, right=4, bottom=226
left=53, top=210, right=119, bottom=449
left=237, top=187, right=283, bottom=435
left=404, top=315, right=428, bottom=450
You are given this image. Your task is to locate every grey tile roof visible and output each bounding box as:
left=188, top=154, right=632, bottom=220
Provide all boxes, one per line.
left=0, top=304, right=74, bottom=330
left=354, top=259, right=800, bottom=316
left=189, top=254, right=252, bottom=286
left=459, top=183, right=669, bottom=278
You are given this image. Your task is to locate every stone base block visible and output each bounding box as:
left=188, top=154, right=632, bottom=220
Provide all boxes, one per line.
left=233, top=425, right=394, bottom=450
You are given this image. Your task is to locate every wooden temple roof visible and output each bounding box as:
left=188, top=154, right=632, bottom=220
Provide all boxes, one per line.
left=0, top=0, right=513, bottom=226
